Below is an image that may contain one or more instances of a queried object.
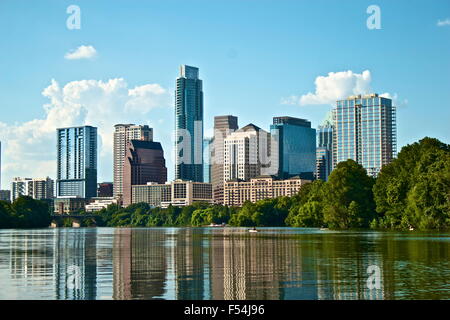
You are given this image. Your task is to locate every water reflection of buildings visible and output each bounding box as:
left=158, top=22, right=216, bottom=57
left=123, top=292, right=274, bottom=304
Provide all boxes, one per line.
left=4, top=229, right=106, bottom=300
left=9, top=228, right=450, bottom=300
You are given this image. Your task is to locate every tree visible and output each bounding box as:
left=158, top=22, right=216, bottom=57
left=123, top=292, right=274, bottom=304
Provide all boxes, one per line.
left=373, top=137, right=450, bottom=230
left=11, top=196, right=51, bottom=228
left=323, top=159, right=376, bottom=229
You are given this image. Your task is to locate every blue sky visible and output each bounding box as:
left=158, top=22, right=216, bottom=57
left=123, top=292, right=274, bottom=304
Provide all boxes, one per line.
left=0, top=0, right=449, bottom=186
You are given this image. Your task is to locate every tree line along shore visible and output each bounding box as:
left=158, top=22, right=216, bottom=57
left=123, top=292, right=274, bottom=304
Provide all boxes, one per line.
left=1, top=137, right=449, bottom=230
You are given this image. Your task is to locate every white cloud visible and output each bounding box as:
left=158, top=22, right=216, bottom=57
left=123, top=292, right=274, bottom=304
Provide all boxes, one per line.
left=65, top=45, right=97, bottom=60
left=295, top=70, right=372, bottom=105
left=0, top=78, right=172, bottom=188
left=281, top=70, right=405, bottom=110
left=437, top=18, right=450, bottom=27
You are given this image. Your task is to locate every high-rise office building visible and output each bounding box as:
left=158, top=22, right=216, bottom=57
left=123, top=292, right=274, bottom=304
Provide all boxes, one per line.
left=122, top=140, right=167, bottom=206
left=203, top=138, right=212, bottom=183
left=270, top=116, right=316, bottom=180
left=316, top=121, right=333, bottom=181
left=332, top=93, right=396, bottom=177
left=113, top=124, right=153, bottom=198
left=211, top=115, right=239, bottom=204
left=56, top=126, right=97, bottom=198
left=224, top=123, right=271, bottom=182
left=11, top=177, right=54, bottom=202
left=174, top=65, right=204, bottom=182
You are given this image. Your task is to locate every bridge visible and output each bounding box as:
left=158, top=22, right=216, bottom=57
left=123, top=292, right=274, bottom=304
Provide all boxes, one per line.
left=50, top=214, right=101, bottom=228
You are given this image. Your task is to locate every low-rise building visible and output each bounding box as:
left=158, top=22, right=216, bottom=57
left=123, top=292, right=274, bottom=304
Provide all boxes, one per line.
left=131, top=180, right=213, bottom=208
left=54, top=198, right=87, bottom=215
left=0, top=190, right=11, bottom=202
left=85, top=197, right=118, bottom=212
left=224, top=175, right=310, bottom=207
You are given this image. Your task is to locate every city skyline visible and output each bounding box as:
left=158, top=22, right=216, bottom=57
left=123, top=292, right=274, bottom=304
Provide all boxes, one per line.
left=1, top=0, right=450, bottom=188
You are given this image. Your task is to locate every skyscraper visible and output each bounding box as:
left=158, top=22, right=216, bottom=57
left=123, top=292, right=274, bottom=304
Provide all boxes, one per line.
left=316, top=121, right=333, bottom=181
left=122, top=140, right=167, bottom=206
left=332, top=93, right=396, bottom=177
left=270, top=116, right=316, bottom=180
left=211, top=115, right=239, bottom=204
left=175, top=65, right=204, bottom=182
left=113, top=124, right=153, bottom=198
left=11, top=177, right=54, bottom=202
left=56, top=126, right=97, bottom=198
left=203, top=138, right=212, bottom=183
left=223, top=123, right=271, bottom=182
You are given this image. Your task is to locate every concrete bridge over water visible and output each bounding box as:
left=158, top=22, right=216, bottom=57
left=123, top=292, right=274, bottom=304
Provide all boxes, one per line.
left=50, top=214, right=101, bottom=228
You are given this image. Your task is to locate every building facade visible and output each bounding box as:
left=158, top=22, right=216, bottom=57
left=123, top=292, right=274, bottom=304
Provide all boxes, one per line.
left=85, top=197, right=118, bottom=212
left=57, top=126, right=97, bottom=198
left=270, top=116, right=316, bottom=180
left=203, top=138, right=212, bottom=183
left=131, top=180, right=213, bottom=207
left=11, top=177, right=54, bottom=202
left=122, top=140, right=167, bottom=207
left=211, top=115, right=239, bottom=204
left=223, top=123, right=272, bottom=183
left=97, top=182, right=114, bottom=197
left=332, top=94, right=396, bottom=177
left=316, top=121, right=333, bottom=181
left=113, top=124, right=153, bottom=198
left=54, top=198, right=87, bottom=215
left=0, top=190, right=11, bottom=202
left=175, top=65, right=204, bottom=182
left=224, top=175, right=310, bottom=207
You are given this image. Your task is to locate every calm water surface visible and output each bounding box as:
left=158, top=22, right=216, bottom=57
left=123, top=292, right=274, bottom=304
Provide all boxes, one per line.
left=0, top=227, right=449, bottom=300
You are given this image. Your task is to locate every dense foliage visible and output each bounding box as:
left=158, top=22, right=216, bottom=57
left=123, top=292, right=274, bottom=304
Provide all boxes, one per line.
left=0, top=196, right=51, bottom=228
left=372, top=137, right=450, bottom=230
left=0, top=138, right=448, bottom=230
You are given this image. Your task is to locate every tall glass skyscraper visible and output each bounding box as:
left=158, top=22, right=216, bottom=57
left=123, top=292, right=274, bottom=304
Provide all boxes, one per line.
left=316, top=121, right=333, bottom=181
left=270, top=116, right=316, bottom=179
left=175, top=65, right=204, bottom=182
left=203, top=138, right=212, bottom=183
left=332, top=93, right=396, bottom=177
left=57, top=126, right=97, bottom=198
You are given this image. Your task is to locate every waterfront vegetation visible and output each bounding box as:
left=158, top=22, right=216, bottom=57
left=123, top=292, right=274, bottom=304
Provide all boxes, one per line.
left=0, top=137, right=449, bottom=230
left=0, top=196, right=51, bottom=228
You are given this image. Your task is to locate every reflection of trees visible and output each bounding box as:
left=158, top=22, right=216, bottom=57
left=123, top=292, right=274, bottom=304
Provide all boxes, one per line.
left=2, top=228, right=449, bottom=300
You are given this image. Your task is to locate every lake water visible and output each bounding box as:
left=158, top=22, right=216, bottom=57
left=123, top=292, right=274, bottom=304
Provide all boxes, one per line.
left=0, top=227, right=449, bottom=300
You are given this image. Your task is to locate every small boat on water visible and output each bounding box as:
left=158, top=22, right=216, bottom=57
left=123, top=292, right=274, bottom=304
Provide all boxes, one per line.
left=248, top=227, right=258, bottom=233
left=209, top=223, right=227, bottom=227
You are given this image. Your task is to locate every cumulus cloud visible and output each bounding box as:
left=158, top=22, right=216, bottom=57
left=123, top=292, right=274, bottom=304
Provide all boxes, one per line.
left=287, top=70, right=372, bottom=106
left=65, top=45, right=97, bottom=60
left=281, top=70, right=405, bottom=110
left=0, top=78, right=172, bottom=187
left=437, top=18, right=450, bottom=27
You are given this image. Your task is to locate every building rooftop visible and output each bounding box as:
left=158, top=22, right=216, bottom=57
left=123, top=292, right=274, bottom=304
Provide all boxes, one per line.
left=272, top=116, right=311, bottom=128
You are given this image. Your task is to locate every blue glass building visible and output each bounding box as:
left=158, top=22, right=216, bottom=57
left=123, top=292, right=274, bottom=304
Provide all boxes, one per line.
left=175, top=65, right=204, bottom=182
left=316, top=122, right=333, bottom=181
left=203, top=137, right=212, bottom=183
left=56, top=126, right=97, bottom=198
left=332, top=93, right=396, bottom=177
left=270, top=116, right=316, bottom=179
